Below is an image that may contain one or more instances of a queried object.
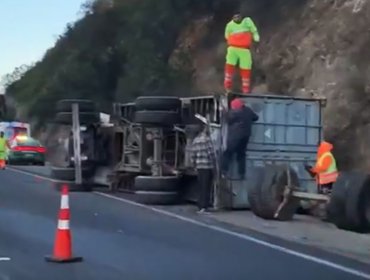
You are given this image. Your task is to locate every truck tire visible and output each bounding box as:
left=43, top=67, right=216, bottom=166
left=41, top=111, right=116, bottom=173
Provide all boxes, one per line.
left=51, top=167, right=93, bottom=181
left=134, top=111, right=181, bottom=126
left=258, top=165, right=300, bottom=221
left=134, top=176, right=181, bottom=192
left=247, top=167, right=265, bottom=216
left=54, top=181, right=92, bottom=192
left=135, top=96, right=181, bottom=111
left=55, top=112, right=99, bottom=125
left=133, top=190, right=179, bottom=205
left=56, top=99, right=96, bottom=113
left=327, top=172, right=370, bottom=233
left=327, top=172, right=352, bottom=230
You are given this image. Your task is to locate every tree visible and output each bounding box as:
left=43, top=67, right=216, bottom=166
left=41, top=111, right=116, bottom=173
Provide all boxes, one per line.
left=2, top=64, right=34, bottom=88
left=80, top=0, right=113, bottom=15
left=5, top=0, right=227, bottom=127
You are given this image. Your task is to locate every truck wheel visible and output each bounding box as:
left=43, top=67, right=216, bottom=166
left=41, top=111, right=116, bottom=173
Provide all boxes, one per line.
left=134, top=111, right=181, bottom=126
left=134, top=176, right=181, bottom=192
left=247, top=167, right=265, bottom=216
left=55, top=112, right=99, bottom=125
left=258, top=165, right=300, bottom=221
left=51, top=167, right=93, bottom=181
left=135, top=96, right=181, bottom=111
left=56, top=99, right=96, bottom=113
left=133, top=190, right=179, bottom=205
left=54, top=181, right=92, bottom=192
left=327, top=172, right=370, bottom=233
left=327, top=172, right=352, bottom=230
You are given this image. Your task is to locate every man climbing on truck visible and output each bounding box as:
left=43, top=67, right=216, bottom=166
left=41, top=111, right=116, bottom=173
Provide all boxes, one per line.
left=224, top=12, right=260, bottom=94
left=221, top=98, right=259, bottom=179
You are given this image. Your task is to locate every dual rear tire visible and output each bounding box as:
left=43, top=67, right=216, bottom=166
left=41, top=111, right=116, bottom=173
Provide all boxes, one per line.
left=327, top=172, right=370, bottom=233
left=130, top=176, right=181, bottom=205
left=131, top=97, right=183, bottom=204
left=51, top=166, right=94, bottom=192
left=134, top=97, right=182, bottom=126
left=55, top=99, right=99, bottom=125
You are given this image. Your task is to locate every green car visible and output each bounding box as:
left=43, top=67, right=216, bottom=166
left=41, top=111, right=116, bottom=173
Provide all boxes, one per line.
left=7, top=136, right=46, bottom=165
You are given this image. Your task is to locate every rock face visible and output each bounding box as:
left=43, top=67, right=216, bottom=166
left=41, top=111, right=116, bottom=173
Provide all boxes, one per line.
left=251, top=0, right=370, bottom=171
left=173, top=0, right=370, bottom=170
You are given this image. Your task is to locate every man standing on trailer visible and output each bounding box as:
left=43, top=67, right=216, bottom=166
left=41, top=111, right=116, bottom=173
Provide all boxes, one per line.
left=224, top=12, right=260, bottom=94
left=305, top=141, right=338, bottom=194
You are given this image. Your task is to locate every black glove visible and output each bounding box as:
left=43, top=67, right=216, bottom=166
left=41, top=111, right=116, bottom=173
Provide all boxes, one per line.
left=304, top=164, right=312, bottom=171
left=304, top=164, right=315, bottom=178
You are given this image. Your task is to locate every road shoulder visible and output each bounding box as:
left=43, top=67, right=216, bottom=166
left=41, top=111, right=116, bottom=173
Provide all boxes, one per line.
left=213, top=210, right=370, bottom=264
left=156, top=204, right=370, bottom=265
left=8, top=165, right=370, bottom=269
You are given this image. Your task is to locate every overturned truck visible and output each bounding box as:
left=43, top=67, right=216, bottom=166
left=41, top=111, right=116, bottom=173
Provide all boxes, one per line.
left=50, top=94, right=370, bottom=234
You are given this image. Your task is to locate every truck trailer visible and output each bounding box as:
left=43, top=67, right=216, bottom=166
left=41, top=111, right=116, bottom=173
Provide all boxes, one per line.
left=50, top=95, right=370, bottom=234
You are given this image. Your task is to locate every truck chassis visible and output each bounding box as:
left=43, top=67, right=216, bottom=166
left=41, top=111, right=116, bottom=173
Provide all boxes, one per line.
left=50, top=95, right=370, bottom=234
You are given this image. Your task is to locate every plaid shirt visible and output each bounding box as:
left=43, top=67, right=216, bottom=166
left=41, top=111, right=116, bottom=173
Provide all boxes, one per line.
left=190, top=132, right=215, bottom=170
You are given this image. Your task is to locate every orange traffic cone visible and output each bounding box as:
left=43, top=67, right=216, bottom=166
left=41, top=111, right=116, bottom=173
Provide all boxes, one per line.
left=45, top=184, right=83, bottom=263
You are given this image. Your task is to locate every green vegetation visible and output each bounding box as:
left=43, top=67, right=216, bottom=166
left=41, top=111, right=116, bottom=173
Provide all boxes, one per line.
left=5, top=0, right=237, bottom=125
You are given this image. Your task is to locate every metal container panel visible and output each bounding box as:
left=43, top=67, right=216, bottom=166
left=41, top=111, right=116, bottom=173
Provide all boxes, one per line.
left=209, top=95, right=324, bottom=209
left=240, top=96, right=322, bottom=153
left=227, top=151, right=317, bottom=209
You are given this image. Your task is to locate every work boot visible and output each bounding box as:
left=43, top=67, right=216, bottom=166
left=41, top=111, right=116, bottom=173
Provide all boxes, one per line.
left=197, top=208, right=211, bottom=214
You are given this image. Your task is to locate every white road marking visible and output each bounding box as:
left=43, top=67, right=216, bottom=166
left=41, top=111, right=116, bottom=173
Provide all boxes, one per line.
left=95, top=192, right=370, bottom=279
left=7, top=167, right=59, bottom=183
left=0, top=257, right=11, bottom=261
left=7, top=167, right=370, bottom=279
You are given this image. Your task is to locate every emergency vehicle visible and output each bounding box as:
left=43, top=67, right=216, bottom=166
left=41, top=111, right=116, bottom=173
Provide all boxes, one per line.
left=0, top=121, right=31, bottom=140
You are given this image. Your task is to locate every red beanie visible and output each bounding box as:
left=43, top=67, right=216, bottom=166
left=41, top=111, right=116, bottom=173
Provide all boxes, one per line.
left=231, top=98, right=244, bottom=110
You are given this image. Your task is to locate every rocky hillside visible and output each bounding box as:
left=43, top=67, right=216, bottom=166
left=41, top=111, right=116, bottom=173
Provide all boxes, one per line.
left=5, top=0, right=370, bottom=170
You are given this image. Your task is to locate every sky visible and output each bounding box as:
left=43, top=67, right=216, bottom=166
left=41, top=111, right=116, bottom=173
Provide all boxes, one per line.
left=0, top=0, right=87, bottom=93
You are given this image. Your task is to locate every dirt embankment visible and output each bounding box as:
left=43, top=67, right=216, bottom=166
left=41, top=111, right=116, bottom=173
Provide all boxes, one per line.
left=172, top=0, right=370, bottom=170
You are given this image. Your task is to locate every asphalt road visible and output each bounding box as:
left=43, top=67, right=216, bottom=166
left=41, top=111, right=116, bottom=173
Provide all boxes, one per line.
left=0, top=168, right=369, bottom=280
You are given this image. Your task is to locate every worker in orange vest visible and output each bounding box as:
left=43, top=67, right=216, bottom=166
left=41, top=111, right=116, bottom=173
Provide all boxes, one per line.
left=305, top=141, right=338, bottom=194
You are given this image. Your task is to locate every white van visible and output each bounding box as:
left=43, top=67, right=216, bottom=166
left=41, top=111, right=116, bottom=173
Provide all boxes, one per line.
left=0, top=121, right=31, bottom=140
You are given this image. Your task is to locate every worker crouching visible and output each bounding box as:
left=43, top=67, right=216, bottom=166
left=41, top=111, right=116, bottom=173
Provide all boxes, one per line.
left=305, top=141, right=338, bottom=194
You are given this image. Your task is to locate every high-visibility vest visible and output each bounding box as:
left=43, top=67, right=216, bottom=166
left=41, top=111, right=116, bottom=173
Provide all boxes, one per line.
left=317, top=152, right=338, bottom=184
left=225, top=17, right=259, bottom=48
left=0, top=138, right=6, bottom=152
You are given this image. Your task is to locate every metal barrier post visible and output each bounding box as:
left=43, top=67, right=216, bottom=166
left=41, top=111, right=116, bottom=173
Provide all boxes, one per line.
left=72, top=103, right=82, bottom=185
left=152, top=128, right=163, bottom=176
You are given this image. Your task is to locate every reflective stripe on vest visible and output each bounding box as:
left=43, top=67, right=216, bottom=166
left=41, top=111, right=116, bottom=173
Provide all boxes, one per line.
left=226, top=21, right=253, bottom=48
left=0, top=138, right=6, bottom=152
left=318, top=152, right=338, bottom=184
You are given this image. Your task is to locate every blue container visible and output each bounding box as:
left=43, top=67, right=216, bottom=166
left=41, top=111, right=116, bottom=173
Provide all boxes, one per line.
left=221, top=94, right=324, bottom=209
